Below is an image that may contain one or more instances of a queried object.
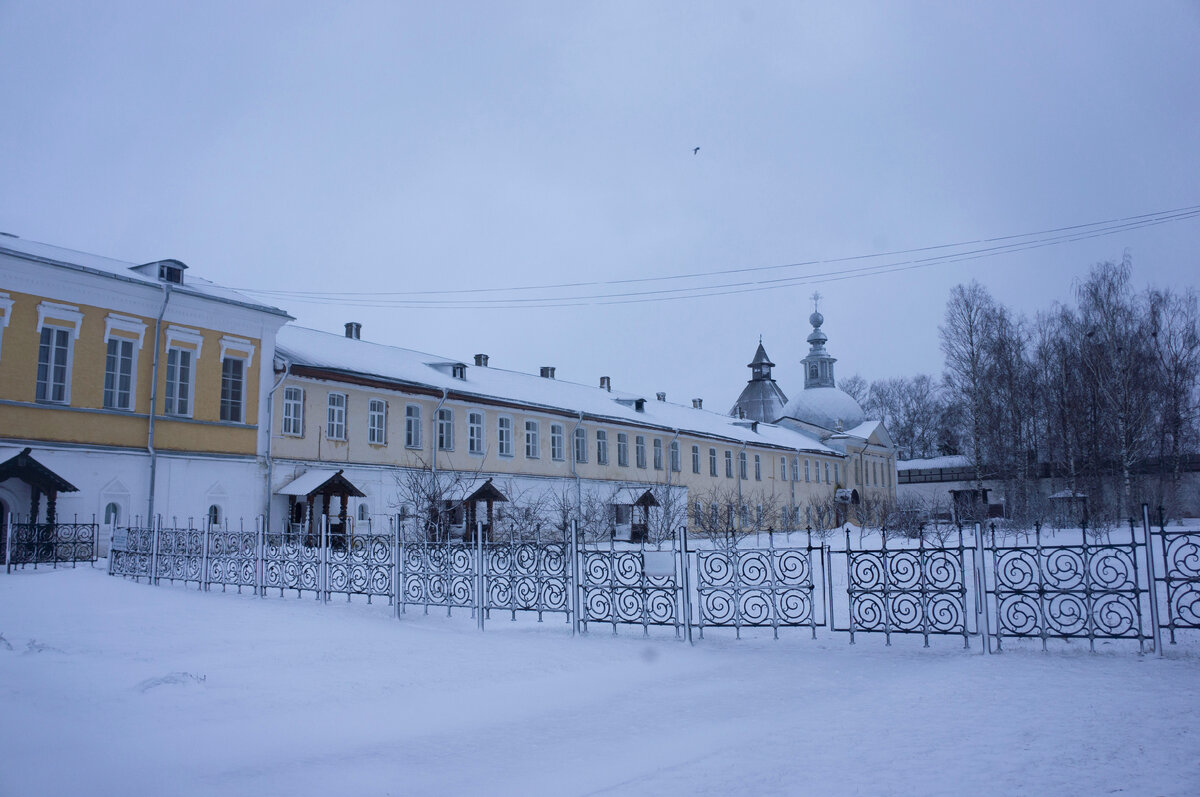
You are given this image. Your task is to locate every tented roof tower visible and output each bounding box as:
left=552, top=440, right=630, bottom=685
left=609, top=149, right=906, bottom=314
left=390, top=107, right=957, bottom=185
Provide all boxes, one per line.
left=728, top=340, right=788, bottom=423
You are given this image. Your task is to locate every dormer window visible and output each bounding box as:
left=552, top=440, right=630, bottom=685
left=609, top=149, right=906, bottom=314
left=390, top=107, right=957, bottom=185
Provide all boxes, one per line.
left=452, top=363, right=466, bottom=380
left=159, top=263, right=183, bottom=284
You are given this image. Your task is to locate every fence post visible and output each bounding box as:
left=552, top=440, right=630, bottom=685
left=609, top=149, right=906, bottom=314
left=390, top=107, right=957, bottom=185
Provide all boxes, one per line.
left=321, top=514, right=329, bottom=605
left=150, top=515, right=161, bottom=585
left=974, top=522, right=991, bottom=655
left=256, top=516, right=265, bottom=598
left=1142, top=503, right=1163, bottom=658
left=4, top=512, right=11, bottom=574
left=569, top=520, right=580, bottom=637
left=679, top=524, right=693, bottom=645
left=476, top=520, right=485, bottom=631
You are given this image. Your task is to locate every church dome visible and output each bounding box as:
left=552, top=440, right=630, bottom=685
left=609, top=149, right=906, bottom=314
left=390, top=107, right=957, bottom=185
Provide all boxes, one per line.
left=778, top=386, right=865, bottom=431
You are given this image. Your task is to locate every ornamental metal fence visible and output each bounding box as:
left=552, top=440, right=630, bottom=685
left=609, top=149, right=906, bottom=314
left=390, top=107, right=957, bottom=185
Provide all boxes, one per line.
left=4, top=517, right=98, bottom=571
left=98, top=505, right=1199, bottom=656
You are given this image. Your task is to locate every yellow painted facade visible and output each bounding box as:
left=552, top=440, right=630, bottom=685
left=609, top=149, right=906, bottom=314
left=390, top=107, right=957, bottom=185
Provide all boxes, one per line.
left=271, top=374, right=883, bottom=517
left=0, top=288, right=260, bottom=454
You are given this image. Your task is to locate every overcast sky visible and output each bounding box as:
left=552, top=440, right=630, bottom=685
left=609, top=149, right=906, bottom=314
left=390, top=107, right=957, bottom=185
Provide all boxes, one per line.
left=2, top=2, right=1198, bottom=412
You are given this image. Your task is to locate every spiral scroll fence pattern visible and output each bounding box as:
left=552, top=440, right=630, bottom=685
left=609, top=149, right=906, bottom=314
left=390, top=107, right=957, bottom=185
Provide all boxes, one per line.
left=1154, top=530, right=1200, bottom=643
left=482, top=539, right=570, bottom=620
left=579, top=547, right=682, bottom=634
left=6, top=522, right=98, bottom=568
left=988, top=529, right=1146, bottom=652
left=840, top=530, right=973, bottom=648
left=696, top=545, right=819, bottom=639
left=99, top=516, right=1200, bottom=651
left=400, top=542, right=478, bottom=613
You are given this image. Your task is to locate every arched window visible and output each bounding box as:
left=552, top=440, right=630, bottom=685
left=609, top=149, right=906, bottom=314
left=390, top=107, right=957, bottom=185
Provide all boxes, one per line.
left=207, top=504, right=222, bottom=528
left=104, top=502, right=120, bottom=525
left=809, top=364, right=818, bottom=380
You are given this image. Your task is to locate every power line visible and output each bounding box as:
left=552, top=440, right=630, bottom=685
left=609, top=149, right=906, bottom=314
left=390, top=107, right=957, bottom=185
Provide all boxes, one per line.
left=226, top=204, right=1200, bottom=309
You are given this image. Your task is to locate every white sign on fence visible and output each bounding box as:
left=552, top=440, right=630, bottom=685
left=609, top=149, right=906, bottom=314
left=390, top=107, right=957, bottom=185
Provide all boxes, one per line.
left=642, top=551, right=675, bottom=578
left=110, top=528, right=128, bottom=553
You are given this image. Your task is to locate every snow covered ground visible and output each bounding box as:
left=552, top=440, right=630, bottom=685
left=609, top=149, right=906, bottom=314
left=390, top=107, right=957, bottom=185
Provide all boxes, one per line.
left=2, top=565, right=1198, bottom=797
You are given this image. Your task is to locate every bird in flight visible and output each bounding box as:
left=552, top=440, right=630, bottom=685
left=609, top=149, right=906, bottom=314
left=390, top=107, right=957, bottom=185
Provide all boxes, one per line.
left=693, top=147, right=700, bottom=155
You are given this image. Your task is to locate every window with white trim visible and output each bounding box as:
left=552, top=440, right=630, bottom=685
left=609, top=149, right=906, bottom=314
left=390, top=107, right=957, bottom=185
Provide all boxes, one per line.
left=738, top=451, right=748, bottom=480
left=834, top=462, right=840, bottom=485
left=725, top=450, right=733, bottom=478
left=437, top=408, right=453, bottom=451
left=497, top=416, right=513, bottom=457
left=596, top=430, right=608, bottom=465
left=36, top=326, right=73, bottom=404
left=692, top=445, right=701, bottom=474
left=670, top=440, right=680, bottom=472
left=327, top=393, right=347, bottom=440
left=804, top=459, right=811, bottom=482
left=405, top=404, right=421, bottom=448
left=825, top=462, right=830, bottom=484
left=369, top=399, right=388, bottom=444
left=163, top=347, right=194, bottom=416
left=550, top=424, right=565, bottom=461
left=525, top=421, right=539, bottom=458
left=282, top=387, right=304, bottom=436
left=754, top=454, right=761, bottom=481
left=709, top=447, right=718, bottom=477
left=652, top=438, right=663, bottom=470
left=792, top=456, right=800, bottom=482
left=220, top=357, right=246, bottom=422
left=468, top=411, right=484, bottom=454
left=635, top=435, right=647, bottom=469
left=617, top=433, right=628, bottom=467
left=573, top=427, right=587, bottom=464
left=104, top=337, right=136, bottom=410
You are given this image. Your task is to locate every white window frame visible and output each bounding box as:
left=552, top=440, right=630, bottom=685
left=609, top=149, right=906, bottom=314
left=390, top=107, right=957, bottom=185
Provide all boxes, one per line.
left=497, top=416, right=513, bottom=457
left=550, top=424, right=565, bottom=461
left=282, top=386, right=304, bottom=436
left=825, top=462, right=831, bottom=484
left=617, top=433, right=629, bottom=467
left=327, top=392, right=347, bottom=440
left=35, top=324, right=75, bottom=404
left=163, top=346, right=195, bottom=417
left=709, top=448, right=718, bottom=477
left=805, top=459, right=811, bottom=482
left=692, top=445, right=700, bottom=474
left=369, top=399, right=388, bottom=445
left=525, top=421, right=540, bottom=459
left=0, top=292, right=13, bottom=362
left=738, top=451, right=748, bottom=480
left=220, top=355, right=247, bottom=423
left=573, top=427, right=587, bottom=464
left=437, top=408, right=454, bottom=451
left=468, top=411, right=485, bottom=455
left=635, top=435, right=647, bottom=469
left=834, top=462, right=840, bottom=485
left=781, top=456, right=788, bottom=482
left=754, top=454, right=762, bottom=481
left=725, top=450, right=733, bottom=479
left=653, top=438, right=663, bottom=470
left=103, top=335, right=137, bottom=411
left=596, top=430, right=608, bottom=466
left=405, top=404, right=422, bottom=449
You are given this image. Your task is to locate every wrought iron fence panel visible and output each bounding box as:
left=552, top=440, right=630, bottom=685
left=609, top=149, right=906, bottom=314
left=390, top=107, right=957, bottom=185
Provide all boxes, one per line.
left=483, top=536, right=570, bottom=620
left=1152, top=529, right=1200, bottom=643
left=695, top=539, right=822, bottom=639
left=110, top=527, right=155, bottom=580
left=6, top=522, right=98, bottom=568
left=153, top=527, right=204, bottom=586
left=400, top=542, right=477, bottom=614
left=579, top=545, right=682, bottom=635
left=326, top=531, right=394, bottom=602
left=988, top=526, right=1146, bottom=652
left=838, top=529, right=974, bottom=648
left=204, top=529, right=259, bottom=593
left=263, top=529, right=322, bottom=597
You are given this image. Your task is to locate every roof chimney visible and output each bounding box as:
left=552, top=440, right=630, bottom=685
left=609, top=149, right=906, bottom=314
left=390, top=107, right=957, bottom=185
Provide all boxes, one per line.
left=692, top=398, right=703, bottom=409
left=540, top=366, right=556, bottom=379
left=344, top=322, right=362, bottom=340
left=474, top=354, right=489, bottom=367
left=600, top=376, right=611, bottom=392
left=656, top=392, right=666, bottom=402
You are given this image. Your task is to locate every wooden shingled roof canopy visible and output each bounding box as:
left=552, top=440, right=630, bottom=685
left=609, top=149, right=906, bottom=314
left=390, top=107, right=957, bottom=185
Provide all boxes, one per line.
left=0, top=448, right=79, bottom=494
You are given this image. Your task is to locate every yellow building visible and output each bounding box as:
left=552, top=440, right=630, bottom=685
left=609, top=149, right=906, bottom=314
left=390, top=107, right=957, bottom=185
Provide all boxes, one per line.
left=0, top=235, right=290, bottom=538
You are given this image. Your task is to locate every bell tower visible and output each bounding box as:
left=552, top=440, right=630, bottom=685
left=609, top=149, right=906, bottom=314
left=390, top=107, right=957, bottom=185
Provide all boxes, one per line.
left=801, top=292, right=837, bottom=389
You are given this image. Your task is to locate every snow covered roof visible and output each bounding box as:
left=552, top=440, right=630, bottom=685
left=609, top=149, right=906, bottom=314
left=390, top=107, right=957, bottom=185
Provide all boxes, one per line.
left=778, top=386, right=866, bottom=431
left=276, top=325, right=839, bottom=456
left=277, top=469, right=365, bottom=497
left=0, top=235, right=290, bottom=318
